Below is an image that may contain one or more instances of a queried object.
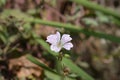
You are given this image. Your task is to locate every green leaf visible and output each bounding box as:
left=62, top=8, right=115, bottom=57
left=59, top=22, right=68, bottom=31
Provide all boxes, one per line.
left=27, top=55, right=57, bottom=74
left=62, top=58, right=92, bottom=80
left=82, top=18, right=98, bottom=26
left=96, top=12, right=110, bottom=23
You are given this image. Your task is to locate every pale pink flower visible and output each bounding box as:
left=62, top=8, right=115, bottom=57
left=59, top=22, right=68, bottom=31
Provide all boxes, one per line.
left=46, top=31, right=73, bottom=52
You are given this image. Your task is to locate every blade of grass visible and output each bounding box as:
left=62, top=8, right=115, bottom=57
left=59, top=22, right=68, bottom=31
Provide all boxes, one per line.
left=27, top=55, right=75, bottom=80
left=70, top=0, right=120, bottom=19
left=31, top=19, right=120, bottom=43
left=27, top=55, right=58, bottom=74
left=62, top=58, right=92, bottom=80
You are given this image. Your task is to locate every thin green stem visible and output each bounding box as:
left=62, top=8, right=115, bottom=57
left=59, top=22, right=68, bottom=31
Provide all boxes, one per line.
left=31, top=19, right=120, bottom=43
left=56, top=53, right=65, bottom=80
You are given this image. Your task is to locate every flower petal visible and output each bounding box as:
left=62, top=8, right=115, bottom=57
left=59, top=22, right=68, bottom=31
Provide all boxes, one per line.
left=63, top=42, right=73, bottom=50
left=61, top=34, right=72, bottom=44
left=56, top=31, right=61, bottom=41
left=50, top=44, right=62, bottom=52
left=46, top=32, right=60, bottom=45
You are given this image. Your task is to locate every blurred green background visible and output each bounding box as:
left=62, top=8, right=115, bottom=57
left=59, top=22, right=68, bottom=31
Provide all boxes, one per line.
left=0, top=0, right=120, bottom=80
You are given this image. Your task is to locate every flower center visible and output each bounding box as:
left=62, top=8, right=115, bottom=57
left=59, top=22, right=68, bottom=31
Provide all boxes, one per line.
left=57, top=42, right=62, bottom=48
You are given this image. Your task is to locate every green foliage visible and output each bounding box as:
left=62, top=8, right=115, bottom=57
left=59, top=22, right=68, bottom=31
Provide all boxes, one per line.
left=0, top=0, right=6, bottom=6
left=70, top=0, right=120, bottom=19
left=0, top=10, right=33, bottom=58
left=0, top=9, right=94, bottom=80
left=27, top=55, right=75, bottom=80
left=1, top=0, right=120, bottom=79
